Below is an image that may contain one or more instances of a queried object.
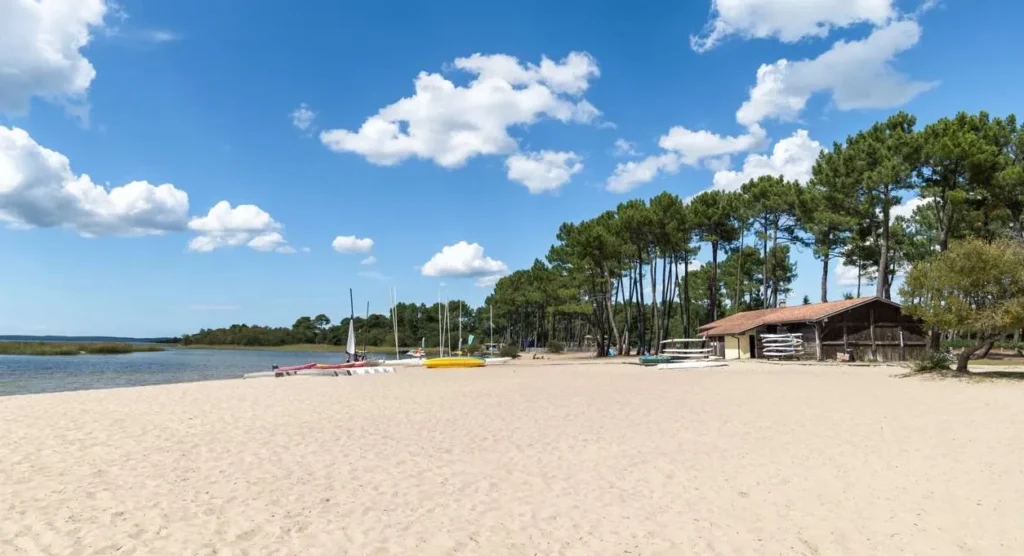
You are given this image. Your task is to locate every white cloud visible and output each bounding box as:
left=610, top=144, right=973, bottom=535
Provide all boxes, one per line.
left=319, top=52, right=600, bottom=168
left=613, top=138, right=641, bottom=157
left=421, top=241, right=508, bottom=283
left=291, top=103, right=315, bottom=131
left=606, top=153, right=682, bottom=193
left=187, top=201, right=290, bottom=253
left=0, top=126, right=190, bottom=236
left=0, top=0, right=109, bottom=118
left=659, top=124, right=766, bottom=165
left=606, top=124, right=767, bottom=192
left=332, top=235, right=374, bottom=253
left=736, top=20, right=936, bottom=127
left=835, top=264, right=872, bottom=287
left=301, top=246, right=311, bottom=253
left=248, top=231, right=293, bottom=253
left=360, top=255, right=377, bottom=265
left=142, top=30, right=179, bottom=43
left=710, top=129, right=822, bottom=191
left=891, top=196, right=927, bottom=221
left=690, top=0, right=896, bottom=52
left=475, top=274, right=503, bottom=288
left=505, top=150, right=582, bottom=194
left=606, top=19, right=932, bottom=193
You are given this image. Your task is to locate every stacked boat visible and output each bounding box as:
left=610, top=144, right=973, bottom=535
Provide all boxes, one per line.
left=638, top=338, right=727, bottom=369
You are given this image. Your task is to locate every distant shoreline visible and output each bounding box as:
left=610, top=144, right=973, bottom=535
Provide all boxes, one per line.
left=0, top=342, right=166, bottom=356
left=180, top=344, right=441, bottom=354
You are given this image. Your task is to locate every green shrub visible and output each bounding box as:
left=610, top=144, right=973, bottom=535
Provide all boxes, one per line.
left=465, top=343, right=482, bottom=355
left=547, top=340, right=565, bottom=354
left=499, top=344, right=520, bottom=358
left=912, top=350, right=953, bottom=372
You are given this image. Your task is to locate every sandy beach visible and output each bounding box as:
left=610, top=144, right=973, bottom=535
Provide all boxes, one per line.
left=2, top=359, right=1023, bottom=555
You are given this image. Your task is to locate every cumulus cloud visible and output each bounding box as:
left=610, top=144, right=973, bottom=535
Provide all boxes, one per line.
left=613, top=138, right=641, bottom=157
left=332, top=235, right=374, bottom=253
left=474, top=274, right=503, bottom=288
left=360, top=255, right=377, bottom=265
left=710, top=130, right=822, bottom=191
left=835, top=264, right=872, bottom=287
left=421, top=241, right=508, bottom=286
left=0, top=126, right=190, bottom=236
left=891, top=195, right=928, bottom=221
left=505, top=150, right=582, bottom=194
left=187, top=201, right=291, bottom=253
left=319, top=52, right=600, bottom=169
left=291, top=103, right=315, bottom=131
left=607, top=19, right=932, bottom=193
left=607, top=153, right=683, bottom=194
left=690, top=0, right=896, bottom=52
left=0, top=0, right=109, bottom=119
left=736, top=20, right=936, bottom=127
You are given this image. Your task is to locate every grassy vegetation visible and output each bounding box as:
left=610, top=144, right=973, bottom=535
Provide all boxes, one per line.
left=0, top=342, right=166, bottom=356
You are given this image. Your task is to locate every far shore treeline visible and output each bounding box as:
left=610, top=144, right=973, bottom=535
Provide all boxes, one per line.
left=184, top=111, right=1024, bottom=369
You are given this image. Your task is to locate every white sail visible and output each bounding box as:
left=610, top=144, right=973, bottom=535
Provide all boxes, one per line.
left=346, top=318, right=356, bottom=355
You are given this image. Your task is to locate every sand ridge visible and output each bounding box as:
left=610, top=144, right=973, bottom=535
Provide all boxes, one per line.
left=2, top=361, right=1023, bottom=555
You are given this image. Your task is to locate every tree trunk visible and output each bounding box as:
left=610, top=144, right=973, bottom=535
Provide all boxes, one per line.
left=636, top=257, right=646, bottom=353
left=762, top=227, right=769, bottom=308
left=605, top=270, right=620, bottom=355
left=972, top=340, right=996, bottom=360
left=820, top=253, right=829, bottom=303
left=770, top=225, right=780, bottom=307
left=876, top=190, right=891, bottom=299
left=683, top=255, right=691, bottom=337
left=710, top=240, right=720, bottom=322
left=955, top=341, right=989, bottom=373
left=650, top=257, right=659, bottom=353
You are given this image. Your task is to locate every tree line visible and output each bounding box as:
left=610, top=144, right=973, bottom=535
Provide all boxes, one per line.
left=183, top=111, right=1023, bottom=362
left=493, top=110, right=1022, bottom=357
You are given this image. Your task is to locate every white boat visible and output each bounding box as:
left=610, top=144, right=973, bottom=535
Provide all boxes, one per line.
left=760, top=333, right=804, bottom=358
left=660, top=338, right=720, bottom=360
left=656, top=361, right=728, bottom=370
left=381, top=358, right=424, bottom=366
left=349, top=366, right=396, bottom=375
left=482, top=357, right=511, bottom=365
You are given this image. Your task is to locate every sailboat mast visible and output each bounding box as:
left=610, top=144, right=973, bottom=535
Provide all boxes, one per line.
left=437, top=289, right=443, bottom=357
left=458, top=300, right=462, bottom=353
left=362, top=301, right=369, bottom=355
left=490, top=304, right=493, bottom=347
left=390, top=287, right=400, bottom=359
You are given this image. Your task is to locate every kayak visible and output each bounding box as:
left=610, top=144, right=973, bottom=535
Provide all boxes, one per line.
left=423, top=357, right=485, bottom=369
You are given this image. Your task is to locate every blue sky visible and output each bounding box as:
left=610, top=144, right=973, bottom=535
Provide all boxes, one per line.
left=1, top=0, right=1022, bottom=337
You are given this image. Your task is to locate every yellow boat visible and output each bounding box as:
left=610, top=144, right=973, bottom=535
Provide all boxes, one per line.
left=423, top=357, right=485, bottom=369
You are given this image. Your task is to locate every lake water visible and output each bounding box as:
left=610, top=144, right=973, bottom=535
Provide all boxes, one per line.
left=0, top=348, right=389, bottom=397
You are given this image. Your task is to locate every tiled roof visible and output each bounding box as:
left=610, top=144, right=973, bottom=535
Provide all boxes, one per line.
left=698, top=297, right=897, bottom=336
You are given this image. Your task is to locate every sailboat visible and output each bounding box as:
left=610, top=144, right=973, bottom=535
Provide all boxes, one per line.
left=424, top=296, right=488, bottom=369
left=381, top=287, right=424, bottom=366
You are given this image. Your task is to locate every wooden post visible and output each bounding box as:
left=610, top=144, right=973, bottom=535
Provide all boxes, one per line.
left=899, top=326, right=906, bottom=361
left=869, top=307, right=878, bottom=361
left=815, top=322, right=823, bottom=361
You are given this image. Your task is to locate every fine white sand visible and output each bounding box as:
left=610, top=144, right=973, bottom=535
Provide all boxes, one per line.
left=2, top=360, right=1023, bottom=555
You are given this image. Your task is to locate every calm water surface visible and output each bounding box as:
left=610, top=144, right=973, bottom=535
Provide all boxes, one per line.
left=0, top=349, right=387, bottom=397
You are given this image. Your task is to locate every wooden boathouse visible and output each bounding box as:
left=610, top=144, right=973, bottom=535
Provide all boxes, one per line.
left=698, top=297, right=927, bottom=362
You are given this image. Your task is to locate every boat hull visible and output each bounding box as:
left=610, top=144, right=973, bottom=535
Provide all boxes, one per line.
left=423, top=357, right=485, bottom=369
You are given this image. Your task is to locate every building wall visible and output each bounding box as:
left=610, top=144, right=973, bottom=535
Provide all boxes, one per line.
left=723, top=334, right=752, bottom=360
